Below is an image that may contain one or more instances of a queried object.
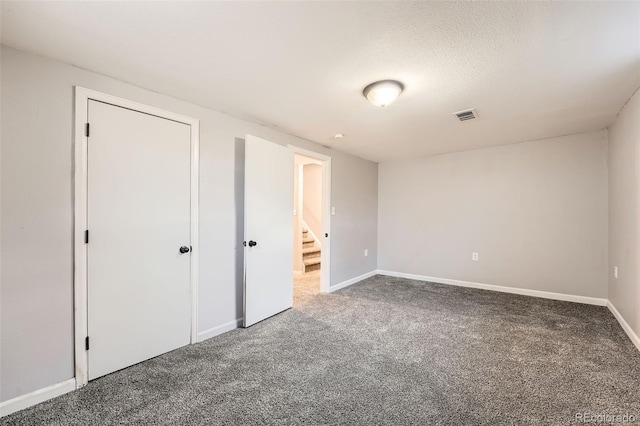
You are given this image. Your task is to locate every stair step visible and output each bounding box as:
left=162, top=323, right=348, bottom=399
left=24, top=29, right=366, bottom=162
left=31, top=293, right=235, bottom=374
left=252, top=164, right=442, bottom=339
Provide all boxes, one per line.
left=302, top=247, right=320, bottom=255
left=303, top=256, right=321, bottom=266
left=302, top=237, right=314, bottom=243
left=305, top=263, right=321, bottom=272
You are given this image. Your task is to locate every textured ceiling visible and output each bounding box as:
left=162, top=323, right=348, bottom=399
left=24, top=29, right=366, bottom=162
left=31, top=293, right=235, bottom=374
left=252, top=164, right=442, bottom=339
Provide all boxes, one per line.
left=1, top=1, right=639, bottom=162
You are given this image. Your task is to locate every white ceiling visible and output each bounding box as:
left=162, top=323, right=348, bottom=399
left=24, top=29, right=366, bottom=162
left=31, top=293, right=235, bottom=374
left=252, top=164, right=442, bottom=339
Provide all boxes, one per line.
left=1, top=1, right=639, bottom=162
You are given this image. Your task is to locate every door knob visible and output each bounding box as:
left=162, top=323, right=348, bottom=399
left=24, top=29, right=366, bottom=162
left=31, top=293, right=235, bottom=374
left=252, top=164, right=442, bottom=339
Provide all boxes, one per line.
left=248, top=240, right=257, bottom=247
left=179, top=246, right=191, bottom=254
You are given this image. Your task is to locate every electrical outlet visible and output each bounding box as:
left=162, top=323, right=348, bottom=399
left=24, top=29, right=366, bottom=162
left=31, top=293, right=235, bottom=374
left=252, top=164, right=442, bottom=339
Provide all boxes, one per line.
left=364, top=249, right=368, bottom=257
left=331, top=207, right=336, bottom=215
left=614, top=266, right=618, bottom=279
left=472, top=252, right=479, bottom=261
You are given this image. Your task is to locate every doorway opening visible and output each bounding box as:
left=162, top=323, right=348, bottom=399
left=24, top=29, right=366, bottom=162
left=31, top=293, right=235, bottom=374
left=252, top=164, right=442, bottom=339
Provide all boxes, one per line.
left=291, top=148, right=331, bottom=304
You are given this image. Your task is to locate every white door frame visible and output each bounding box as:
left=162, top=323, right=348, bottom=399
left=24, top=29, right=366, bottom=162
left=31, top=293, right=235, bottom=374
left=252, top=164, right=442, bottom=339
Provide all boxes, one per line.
left=288, top=145, right=331, bottom=293
left=73, top=87, right=200, bottom=388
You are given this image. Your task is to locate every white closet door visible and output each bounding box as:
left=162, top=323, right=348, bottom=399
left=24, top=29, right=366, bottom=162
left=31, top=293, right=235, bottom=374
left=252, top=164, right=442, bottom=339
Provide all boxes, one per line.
left=87, top=100, right=191, bottom=380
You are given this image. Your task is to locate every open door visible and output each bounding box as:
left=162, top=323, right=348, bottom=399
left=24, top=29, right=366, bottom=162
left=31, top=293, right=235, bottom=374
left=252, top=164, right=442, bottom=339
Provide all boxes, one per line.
left=244, top=135, right=294, bottom=327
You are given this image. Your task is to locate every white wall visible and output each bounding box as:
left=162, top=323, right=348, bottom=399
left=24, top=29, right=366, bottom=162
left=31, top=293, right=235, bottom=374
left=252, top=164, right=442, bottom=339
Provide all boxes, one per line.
left=293, top=163, right=302, bottom=272
left=378, top=130, right=609, bottom=298
left=608, top=88, right=640, bottom=338
left=302, top=164, right=322, bottom=241
left=0, top=46, right=378, bottom=402
left=331, top=155, right=378, bottom=282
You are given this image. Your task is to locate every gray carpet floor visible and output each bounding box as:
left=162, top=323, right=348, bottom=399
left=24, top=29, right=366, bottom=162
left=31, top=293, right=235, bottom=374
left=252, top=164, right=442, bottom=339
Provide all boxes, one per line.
left=3, top=274, right=640, bottom=425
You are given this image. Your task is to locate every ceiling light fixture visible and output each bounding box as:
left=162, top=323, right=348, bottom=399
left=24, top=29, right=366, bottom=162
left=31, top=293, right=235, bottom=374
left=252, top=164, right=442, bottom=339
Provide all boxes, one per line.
left=363, top=80, right=404, bottom=108
left=334, top=133, right=344, bottom=139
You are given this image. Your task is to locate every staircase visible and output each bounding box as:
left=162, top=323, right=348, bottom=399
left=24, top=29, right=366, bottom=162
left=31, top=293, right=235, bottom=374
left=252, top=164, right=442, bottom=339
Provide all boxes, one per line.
left=302, top=228, right=321, bottom=273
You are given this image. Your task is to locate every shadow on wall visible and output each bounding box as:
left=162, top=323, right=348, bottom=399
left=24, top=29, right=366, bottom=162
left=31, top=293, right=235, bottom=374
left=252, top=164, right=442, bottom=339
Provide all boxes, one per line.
left=234, top=137, right=245, bottom=316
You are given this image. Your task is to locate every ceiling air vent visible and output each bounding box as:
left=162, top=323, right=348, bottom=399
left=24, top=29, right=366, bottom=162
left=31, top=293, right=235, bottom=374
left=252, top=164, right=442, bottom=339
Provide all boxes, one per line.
left=453, top=108, right=478, bottom=122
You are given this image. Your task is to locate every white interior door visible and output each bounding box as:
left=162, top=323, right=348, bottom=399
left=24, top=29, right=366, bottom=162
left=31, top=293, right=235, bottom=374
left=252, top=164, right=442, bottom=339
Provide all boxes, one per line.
left=87, top=100, right=192, bottom=380
left=244, top=135, right=294, bottom=327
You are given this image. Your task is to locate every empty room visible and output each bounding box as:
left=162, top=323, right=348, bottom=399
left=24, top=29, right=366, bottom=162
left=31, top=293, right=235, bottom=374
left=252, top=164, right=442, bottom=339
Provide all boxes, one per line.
left=1, top=1, right=639, bottom=425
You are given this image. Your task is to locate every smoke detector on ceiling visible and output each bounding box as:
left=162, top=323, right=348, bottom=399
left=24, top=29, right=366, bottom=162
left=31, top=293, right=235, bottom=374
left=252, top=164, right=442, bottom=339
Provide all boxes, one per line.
left=453, top=108, right=478, bottom=122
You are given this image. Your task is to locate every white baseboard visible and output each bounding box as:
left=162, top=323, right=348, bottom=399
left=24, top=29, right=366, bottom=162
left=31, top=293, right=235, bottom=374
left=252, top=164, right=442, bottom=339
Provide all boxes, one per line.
left=376, top=270, right=608, bottom=306
left=328, top=270, right=377, bottom=293
left=607, top=301, right=640, bottom=352
left=197, top=318, right=243, bottom=343
left=0, top=378, right=76, bottom=417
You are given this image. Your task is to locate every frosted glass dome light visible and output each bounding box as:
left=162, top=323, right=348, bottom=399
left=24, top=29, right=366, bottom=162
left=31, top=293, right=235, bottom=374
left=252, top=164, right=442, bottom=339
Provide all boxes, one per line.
left=363, top=80, right=404, bottom=108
